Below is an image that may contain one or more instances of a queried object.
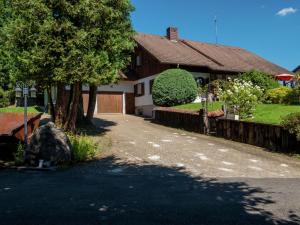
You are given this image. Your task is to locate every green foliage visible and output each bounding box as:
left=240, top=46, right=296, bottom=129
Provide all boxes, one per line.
left=0, top=87, right=10, bottom=108
left=14, top=142, right=24, bottom=166
left=199, top=79, right=228, bottom=97
left=266, top=86, right=293, bottom=104
left=218, top=78, right=263, bottom=119
left=68, top=134, right=98, bottom=163
left=239, top=70, right=279, bottom=91
left=0, top=106, right=42, bottom=113
left=281, top=112, right=300, bottom=141
left=152, top=69, right=198, bottom=107
left=0, top=0, right=135, bottom=87
left=285, top=86, right=300, bottom=105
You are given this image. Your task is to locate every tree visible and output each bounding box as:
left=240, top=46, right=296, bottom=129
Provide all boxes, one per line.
left=239, top=70, right=279, bottom=92
left=152, top=69, right=198, bottom=107
left=218, top=78, right=263, bottom=119
left=0, top=0, right=135, bottom=131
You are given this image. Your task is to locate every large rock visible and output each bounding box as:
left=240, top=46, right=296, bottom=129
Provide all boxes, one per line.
left=27, top=122, right=72, bottom=166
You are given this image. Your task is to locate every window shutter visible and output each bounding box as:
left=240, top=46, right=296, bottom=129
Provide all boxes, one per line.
left=141, top=83, right=145, bottom=96
left=134, top=84, right=137, bottom=97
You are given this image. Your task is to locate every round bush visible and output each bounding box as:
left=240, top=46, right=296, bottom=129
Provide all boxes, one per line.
left=265, top=86, right=293, bottom=104
left=285, top=86, right=300, bottom=105
left=152, top=69, right=198, bottom=106
left=281, top=112, right=300, bottom=141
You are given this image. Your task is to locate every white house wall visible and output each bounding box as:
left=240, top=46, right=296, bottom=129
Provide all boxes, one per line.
left=134, top=74, right=157, bottom=107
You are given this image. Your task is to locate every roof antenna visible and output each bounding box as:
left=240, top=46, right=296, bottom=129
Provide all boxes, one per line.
left=214, top=15, right=218, bottom=44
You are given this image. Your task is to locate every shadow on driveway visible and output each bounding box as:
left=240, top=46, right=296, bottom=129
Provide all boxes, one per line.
left=0, top=156, right=299, bottom=225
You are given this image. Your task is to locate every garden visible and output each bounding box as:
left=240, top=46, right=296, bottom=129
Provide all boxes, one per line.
left=152, top=69, right=300, bottom=144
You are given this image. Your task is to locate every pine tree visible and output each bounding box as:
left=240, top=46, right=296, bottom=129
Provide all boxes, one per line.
left=0, top=0, right=135, bottom=131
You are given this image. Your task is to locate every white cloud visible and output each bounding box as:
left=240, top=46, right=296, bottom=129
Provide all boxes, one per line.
left=276, top=7, right=297, bottom=16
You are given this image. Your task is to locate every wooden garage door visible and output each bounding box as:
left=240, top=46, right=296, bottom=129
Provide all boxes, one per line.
left=97, top=92, right=123, bottom=113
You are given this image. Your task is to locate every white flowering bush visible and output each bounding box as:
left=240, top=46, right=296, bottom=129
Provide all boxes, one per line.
left=218, top=79, right=263, bottom=119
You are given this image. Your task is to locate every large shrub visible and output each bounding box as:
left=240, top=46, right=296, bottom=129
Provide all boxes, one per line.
left=281, top=112, right=300, bottom=141
left=218, top=78, right=263, bottom=119
left=152, top=69, right=198, bottom=106
left=285, top=86, right=300, bottom=105
left=239, top=70, right=279, bottom=91
left=266, top=86, right=293, bottom=104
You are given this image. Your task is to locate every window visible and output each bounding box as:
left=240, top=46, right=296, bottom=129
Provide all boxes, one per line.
left=149, top=79, right=154, bottom=94
left=134, top=82, right=144, bottom=97
left=136, top=55, right=142, bottom=66
left=195, top=77, right=205, bottom=87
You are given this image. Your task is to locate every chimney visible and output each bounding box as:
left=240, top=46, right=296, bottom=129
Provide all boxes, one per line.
left=167, top=27, right=178, bottom=41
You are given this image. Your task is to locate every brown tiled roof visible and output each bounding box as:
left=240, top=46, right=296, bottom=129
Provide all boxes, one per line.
left=134, top=33, right=291, bottom=75
left=294, top=65, right=300, bottom=73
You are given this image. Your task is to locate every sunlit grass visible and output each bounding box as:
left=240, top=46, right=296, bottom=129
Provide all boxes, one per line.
left=0, top=106, right=43, bottom=113
left=173, top=102, right=300, bottom=125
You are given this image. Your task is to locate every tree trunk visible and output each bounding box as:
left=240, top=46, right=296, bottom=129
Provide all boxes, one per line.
left=76, top=92, right=85, bottom=124
left=47, top=87, right=55, bottom=121
left=86, top=84, right=97, bottom=121
left=55, top=83, right=68, bottom=126
left=63, top=82, right=81, bottom=132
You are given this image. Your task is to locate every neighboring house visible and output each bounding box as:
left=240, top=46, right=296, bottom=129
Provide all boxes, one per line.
left=82, top=27, right=291, bottom=117
left=293, top=65, right=300, bottom=73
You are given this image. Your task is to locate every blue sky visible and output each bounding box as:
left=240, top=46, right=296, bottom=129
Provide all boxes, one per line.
left=131, top=0, right=300, bottom=71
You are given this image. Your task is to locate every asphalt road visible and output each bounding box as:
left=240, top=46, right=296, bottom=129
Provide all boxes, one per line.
left=0, top=115, right=300, bottom=225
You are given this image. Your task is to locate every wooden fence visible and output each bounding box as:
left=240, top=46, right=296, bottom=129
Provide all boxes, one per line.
left=216, top=119, right=299, bottom=152
left=154, top=108, right=300, bottom=153
left=154, top=107, right=204, bottom=133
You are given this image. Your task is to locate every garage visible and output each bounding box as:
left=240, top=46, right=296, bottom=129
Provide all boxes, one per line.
left=81, top=81, right=135, bottom=114
left=97, top=92, right=123, bottom=114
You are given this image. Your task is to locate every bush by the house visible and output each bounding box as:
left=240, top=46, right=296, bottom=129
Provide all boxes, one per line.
left=281, top=112, right=300, bottom=141
left=265, top=86, right=293, bottom=104
left=218, top=78, right=263, bottom=119
left=14, top=142, right=24, bottom=166
left=285, top=85, right=300, bottom=105
left=152, top=69, right=198, bottom=107
left=239, top=70, right=279, bottom=91
left=68, top=134, right=98, bottom=163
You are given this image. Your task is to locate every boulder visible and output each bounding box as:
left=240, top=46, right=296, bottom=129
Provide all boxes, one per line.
left=27, top=122, right=72, bottom=166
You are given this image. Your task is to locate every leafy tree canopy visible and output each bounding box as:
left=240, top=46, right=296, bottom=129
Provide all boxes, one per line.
left=239, top=70, right=279, bottom=92
left=0, top=0, right=135, bottom=87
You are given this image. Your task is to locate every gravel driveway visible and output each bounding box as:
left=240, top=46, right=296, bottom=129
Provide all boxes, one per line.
left=0, top=114, right=300, bottom=225
left=95, top=115, right=300, bottom=179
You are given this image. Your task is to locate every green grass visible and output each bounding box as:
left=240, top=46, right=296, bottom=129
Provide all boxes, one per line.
left=173, top=102, right=300, bottom=125
left=0, top=106, right=43, bottom=113
left=245, top=104, right=300, bottom=125
left=174, top=102, right=223, bottom=112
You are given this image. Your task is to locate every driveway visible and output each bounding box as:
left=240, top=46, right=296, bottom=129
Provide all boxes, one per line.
left=0, top=115, right=300, bottom=225
left=95, top=115, right=300, bottom=179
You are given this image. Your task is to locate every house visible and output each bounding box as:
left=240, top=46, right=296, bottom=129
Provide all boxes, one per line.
left=293, top=65, right=300, bottom=73
left=82, top=27, right=291, bottom=117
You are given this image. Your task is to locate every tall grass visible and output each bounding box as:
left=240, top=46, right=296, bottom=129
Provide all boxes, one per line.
left=14, top=142, right=24, bottom=166
left=68, top=134, right=98, bottom=163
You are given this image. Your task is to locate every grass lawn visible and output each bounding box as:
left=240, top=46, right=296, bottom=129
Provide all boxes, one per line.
left=173, top=102, right=300, bottom=125
left=174, top=101, right=223, bottom=112
left=0, top=106, right=43, bottom=113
